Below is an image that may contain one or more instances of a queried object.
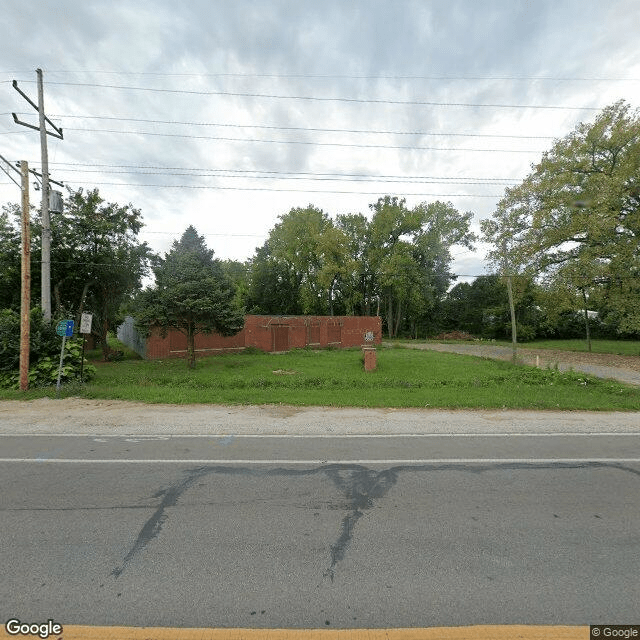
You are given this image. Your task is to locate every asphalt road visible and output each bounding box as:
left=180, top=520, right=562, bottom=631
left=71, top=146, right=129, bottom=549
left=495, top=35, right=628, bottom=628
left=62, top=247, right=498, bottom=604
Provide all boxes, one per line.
left=1, top=432, right=639, bottom=629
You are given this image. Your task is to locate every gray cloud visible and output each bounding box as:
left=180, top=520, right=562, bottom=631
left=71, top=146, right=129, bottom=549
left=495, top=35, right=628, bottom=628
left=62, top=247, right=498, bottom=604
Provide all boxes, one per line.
left=1, top=0, right=639, bottom=269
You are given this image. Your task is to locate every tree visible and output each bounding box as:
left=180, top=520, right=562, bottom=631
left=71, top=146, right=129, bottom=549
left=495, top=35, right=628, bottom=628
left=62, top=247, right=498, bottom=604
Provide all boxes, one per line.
left=482, top=101, right=640, bottom=337
left=367, top=197, right=476, bottom=337
left=220, top=259, right=250, bottom=309
left=50, top=188, right=155, bottom=358
left=444, top=276, right=508, bottom=337
left=0, top=204, right=21, bottom=310
left=335, top=212, right=373, bottom=315
left=244, top=198, right=475, bottom=327
left=266, top=205, right=350, bottom=314
left=245, top=241, right=303, bottom=315
left=134, top=226, right=244, bottom=368
left=0, top=190, right=154, bottom=358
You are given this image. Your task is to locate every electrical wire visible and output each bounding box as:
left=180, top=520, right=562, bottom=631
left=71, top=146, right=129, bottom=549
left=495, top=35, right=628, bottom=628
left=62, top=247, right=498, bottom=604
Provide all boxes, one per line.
left=45, top=114, right=557, bottom=140
left=32, top=81, right=604, bottom=110
left=62, top=127, right=546, bottom=153
left=52, top=167, right=520, bottom=186
left=6, top=71, right=640, bottom=81
left=70, top=182, right=503, bottom=196
left=47, top=162, right=521, bottom=183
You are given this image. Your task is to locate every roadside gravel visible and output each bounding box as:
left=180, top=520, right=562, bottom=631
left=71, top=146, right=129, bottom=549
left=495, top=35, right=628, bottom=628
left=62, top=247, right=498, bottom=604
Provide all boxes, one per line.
left=0, top=398, right=639, bottom=436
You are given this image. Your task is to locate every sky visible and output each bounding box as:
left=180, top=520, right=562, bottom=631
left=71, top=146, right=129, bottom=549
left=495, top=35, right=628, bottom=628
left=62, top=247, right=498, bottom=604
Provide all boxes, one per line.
left=1, top=0, right=639, bottom=284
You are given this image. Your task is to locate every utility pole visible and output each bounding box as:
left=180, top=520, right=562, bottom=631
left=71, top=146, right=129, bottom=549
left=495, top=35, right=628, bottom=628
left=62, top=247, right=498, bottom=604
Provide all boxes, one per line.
left=37, top=69, right=51, bottom=323
left=0, top=154, right=30, bottom=390
left=19, top=161, right=31, bottom=391
left=12, top=68, right=63, bottom=323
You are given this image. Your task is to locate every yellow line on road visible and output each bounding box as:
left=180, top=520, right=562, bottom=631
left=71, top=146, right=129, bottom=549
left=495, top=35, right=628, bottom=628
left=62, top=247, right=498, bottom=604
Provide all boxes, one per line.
left=0, top=624, right=590, bottom=639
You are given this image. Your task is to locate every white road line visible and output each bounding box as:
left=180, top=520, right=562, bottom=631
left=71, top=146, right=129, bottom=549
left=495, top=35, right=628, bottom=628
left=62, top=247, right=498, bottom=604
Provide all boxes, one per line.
left=1, top=433, right=639, bottom=438
left=1, top=458, right=639, bottom=464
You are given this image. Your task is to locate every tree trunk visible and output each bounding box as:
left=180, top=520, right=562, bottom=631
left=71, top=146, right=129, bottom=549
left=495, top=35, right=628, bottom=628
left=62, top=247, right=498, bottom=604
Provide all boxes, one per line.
left=100, top=315, right=110, bottom=361
left=328, top=275, right=337, bottom=316
left=387, top=294, right=394, bottom=338
left=506, top=276, right=518, bottom=363
left=187, top=326, right=196, bottom=369
left=53, top=282, right=61, bottom=316
left=394, top=298, right=402, bottom=337
left=99, top=291, right=111, bottom=361
left=75, top=282, right=90, bottom=328
left=582, top=288, right=592, bottom=353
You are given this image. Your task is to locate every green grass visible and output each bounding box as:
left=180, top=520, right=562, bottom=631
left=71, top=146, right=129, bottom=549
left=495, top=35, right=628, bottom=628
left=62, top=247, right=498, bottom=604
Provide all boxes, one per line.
left=491, top=338, right=640, bottom=356
left=2, top=345, right=639, bottom=410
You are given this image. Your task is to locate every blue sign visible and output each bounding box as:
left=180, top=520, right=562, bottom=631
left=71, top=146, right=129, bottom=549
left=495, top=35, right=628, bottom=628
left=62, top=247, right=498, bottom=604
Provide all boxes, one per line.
left=56, top=320, right=74, bottom=337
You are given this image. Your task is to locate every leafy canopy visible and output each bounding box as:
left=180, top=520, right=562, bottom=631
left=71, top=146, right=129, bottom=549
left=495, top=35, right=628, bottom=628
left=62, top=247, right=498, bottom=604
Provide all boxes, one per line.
left=482, top=101, right=640, bottom=334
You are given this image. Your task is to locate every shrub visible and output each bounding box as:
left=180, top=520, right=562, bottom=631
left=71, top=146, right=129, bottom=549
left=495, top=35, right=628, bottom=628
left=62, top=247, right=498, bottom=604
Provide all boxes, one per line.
left=0, top=308, right=96, bottom=389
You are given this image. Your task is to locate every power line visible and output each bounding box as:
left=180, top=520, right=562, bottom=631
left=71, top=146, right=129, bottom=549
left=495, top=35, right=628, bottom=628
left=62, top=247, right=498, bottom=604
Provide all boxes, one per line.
left=35, top=81, right=603, bottom=110
left=9, top=71, right=640, bottom=81
left=48, top=162, right=521, bottom=183
left=71, top=182, right=503, bottom=196
left=45, top=114, right=557, bottom=140
left=53, top=167, right=520, bottom=186
left=63, top=127, right=545, bottom=153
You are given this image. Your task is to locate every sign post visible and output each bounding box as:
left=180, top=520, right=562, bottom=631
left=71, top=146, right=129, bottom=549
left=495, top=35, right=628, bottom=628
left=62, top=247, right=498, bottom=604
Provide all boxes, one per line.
left=56, top=320, right=74, bottom=394
left=362, top=330, right=377, bottom=371
left=79, top=313, right=92, bottom=382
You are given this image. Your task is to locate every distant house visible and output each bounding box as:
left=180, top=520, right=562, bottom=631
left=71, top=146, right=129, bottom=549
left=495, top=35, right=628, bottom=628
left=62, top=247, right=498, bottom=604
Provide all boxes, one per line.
left=118, top=315, right=382, bottom=360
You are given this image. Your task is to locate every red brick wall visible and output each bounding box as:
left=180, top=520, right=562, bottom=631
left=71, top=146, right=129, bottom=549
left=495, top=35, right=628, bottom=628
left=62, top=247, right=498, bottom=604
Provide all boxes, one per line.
left=143, top=315, right=381, bottom=360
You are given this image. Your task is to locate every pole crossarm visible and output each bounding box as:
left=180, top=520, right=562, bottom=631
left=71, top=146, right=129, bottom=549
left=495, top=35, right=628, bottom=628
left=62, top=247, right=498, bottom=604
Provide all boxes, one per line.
left=12, top=80, right=64, bottom=139
left=29, top=167, right=65, bottom=188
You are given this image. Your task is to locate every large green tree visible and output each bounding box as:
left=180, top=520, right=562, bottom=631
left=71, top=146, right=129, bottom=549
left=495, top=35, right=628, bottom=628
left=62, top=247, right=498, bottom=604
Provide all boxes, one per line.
left=50, top=188, right=155, bottom=358
left=0, top=204, right=21, bottom=310
left=482, top=101, right=640, bottom=336
left=134, top=226, right=244, bottom=368
left=0, top=190, right=154, bottom=358
left=265, top=205, right=351, bottom=315
left=246, top=198, right=475, bottom=333
left=245, top=241, right=303, bottom=315
left=367, top=196, right=476, bottom=337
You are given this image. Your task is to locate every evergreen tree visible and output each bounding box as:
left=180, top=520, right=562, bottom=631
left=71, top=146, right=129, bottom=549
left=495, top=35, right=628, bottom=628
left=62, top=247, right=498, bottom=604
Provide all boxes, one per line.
left=134, top=226, right=244, bottom=368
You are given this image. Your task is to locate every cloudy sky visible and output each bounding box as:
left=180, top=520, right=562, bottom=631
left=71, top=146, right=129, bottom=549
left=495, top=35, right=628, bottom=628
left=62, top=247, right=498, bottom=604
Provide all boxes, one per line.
left=1, top=0, right=639, bottom=282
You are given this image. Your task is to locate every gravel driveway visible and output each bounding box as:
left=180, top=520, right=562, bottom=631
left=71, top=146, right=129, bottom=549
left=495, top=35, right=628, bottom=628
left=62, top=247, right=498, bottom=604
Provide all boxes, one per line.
left=390, top=342, right=640, bottom=386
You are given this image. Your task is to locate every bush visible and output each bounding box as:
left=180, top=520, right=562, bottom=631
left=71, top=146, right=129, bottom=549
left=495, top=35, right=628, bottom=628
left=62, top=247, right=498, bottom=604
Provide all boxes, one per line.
left=0, top=308, right=96, bottom=389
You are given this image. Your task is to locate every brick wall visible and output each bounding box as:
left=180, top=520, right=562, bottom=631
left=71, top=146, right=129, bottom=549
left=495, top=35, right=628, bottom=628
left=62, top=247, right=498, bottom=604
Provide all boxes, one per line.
left=127, top=315, right=382, bottom=360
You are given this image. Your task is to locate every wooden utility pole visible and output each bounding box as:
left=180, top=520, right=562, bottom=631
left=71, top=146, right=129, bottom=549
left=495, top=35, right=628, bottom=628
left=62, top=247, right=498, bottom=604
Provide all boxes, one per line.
left=20, top=161, right=31, bottom=391
left=12, top=69, right=63, bottom=323
left=36, top=69, right=51, bottom=323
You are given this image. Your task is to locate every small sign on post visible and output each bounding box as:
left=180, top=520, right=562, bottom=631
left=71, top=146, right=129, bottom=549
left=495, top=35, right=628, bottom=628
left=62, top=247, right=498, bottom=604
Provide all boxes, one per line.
left=79, top=313, right=92, bottom=382
left=56, top=320, right=74, bottom=394
left=80, top=313, right=92, bottom=334
left=56, top=320, right=74, bottom=338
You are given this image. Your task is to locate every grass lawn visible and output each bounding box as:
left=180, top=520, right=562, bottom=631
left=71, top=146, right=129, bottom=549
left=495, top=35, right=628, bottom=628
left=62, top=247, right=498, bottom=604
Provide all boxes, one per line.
left=2, top=345, right=639, bottom=410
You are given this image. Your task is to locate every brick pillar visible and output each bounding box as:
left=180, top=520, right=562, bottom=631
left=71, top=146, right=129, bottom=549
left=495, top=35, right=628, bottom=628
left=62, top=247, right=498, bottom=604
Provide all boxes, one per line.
left=363, top=347, right=377, bottom=371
